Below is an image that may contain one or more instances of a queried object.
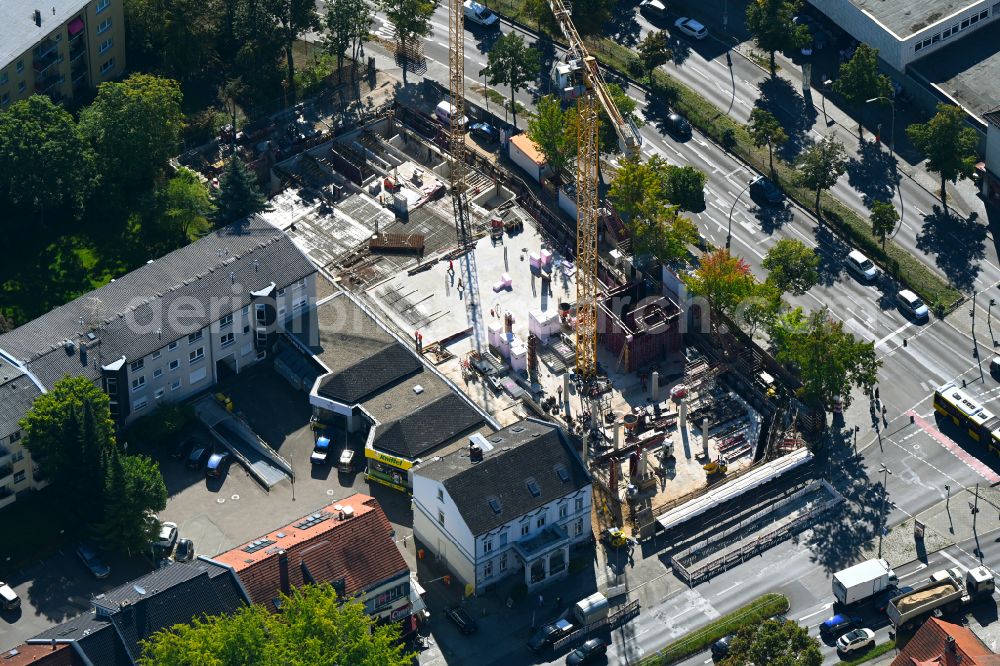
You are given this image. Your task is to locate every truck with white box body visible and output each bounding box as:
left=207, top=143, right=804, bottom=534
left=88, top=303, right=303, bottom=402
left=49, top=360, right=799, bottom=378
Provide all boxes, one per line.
left=573, top=592, right=609, bottom=625
left=887, top=566, right=994, bottom=630
left=832, top=558, right=898, bottom=606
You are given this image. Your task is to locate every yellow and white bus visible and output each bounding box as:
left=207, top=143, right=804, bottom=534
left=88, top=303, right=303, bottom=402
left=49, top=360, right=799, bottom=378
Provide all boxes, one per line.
left=933, top=382, right=1000, bottom=455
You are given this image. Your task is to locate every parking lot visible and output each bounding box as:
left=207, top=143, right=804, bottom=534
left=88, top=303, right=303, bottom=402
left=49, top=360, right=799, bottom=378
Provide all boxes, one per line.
left=0, top=362, right=415, bottom=653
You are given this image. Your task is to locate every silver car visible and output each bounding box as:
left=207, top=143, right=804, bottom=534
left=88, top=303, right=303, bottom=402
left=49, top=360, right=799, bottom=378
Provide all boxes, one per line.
left=897, top=289, right=928, bottom=320
left=837, top=628, right=875, bottom=653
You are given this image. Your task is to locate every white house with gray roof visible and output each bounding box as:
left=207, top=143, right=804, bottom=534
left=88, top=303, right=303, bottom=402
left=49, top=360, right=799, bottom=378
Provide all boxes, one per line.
left=0, top=214, right=317, bottom=510
left=412, top=418, right=591, bottom=595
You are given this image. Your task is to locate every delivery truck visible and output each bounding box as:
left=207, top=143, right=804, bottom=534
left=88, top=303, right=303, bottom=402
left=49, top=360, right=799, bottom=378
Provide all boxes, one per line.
left=887, top=566, right=994, bottom=630
left=832, top=558, right=898, bottom=606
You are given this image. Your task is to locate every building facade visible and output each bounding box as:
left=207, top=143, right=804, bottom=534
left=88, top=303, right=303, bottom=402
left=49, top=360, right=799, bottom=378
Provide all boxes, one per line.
left=0, top=0, right=126, bottom=108
left=0, top=215, right=317, bottom=511
left=982, top=110, right=1000, bottom=207
left=412, top=419, right=592, bottom=595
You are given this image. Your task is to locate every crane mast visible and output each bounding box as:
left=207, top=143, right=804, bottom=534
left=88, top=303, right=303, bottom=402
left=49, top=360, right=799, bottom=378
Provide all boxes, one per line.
left=449, top=0, right=472, bottom=249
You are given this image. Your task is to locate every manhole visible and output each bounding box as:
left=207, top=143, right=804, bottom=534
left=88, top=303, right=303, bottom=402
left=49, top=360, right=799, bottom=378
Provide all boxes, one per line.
left=327, top=489, right=336, bottom=496
left=231, top=494, right=240, bottom=500
left=216, top=498, right=226, bottom=504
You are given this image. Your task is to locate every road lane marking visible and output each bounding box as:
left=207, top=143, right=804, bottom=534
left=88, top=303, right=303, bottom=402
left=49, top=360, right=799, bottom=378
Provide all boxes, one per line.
left=899, top=563, right=928, bottom=579
left=908, top=410, right=1000, bottom=484
left=875, top=320, right=914, bottom=350
left=796, top=603, right=833, bottom=622
left=712, top=582, right=742, bottom=596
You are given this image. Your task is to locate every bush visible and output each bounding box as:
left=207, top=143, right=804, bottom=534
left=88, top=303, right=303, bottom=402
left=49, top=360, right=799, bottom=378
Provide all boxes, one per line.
left=126, top=402, right=196, bottom=449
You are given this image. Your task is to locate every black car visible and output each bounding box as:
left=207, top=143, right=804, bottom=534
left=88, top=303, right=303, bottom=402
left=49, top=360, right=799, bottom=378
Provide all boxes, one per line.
left=528, top=619, right=575, bottom=652
left=170, top=436, right=195, bottom=460
left=174, top=538, right=195, bottom=562
left=749, top=176, right=783, bottom=205
left=711, top=635, right=732, bottom=660
left=446, top=606, right=478, bottom=635
left=470, top=122, right=498, bottom=144
left=819, top=613, right=864, bottom=639
left=76, top=543, right=111, bottom=579
left=665, top=112, right=692, bottom=138
left=638, top=0, right=667, bottom=20
left=566, top=638, right=607, bottom=665
left=187, top=446, right=212, bottom=470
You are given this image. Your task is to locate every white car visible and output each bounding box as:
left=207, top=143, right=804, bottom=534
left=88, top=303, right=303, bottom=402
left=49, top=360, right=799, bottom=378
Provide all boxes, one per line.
left=845, top=249, right=878, bottom=282
left=153, top=521, right=178, bottom=553
left=674, top=17, right=708, bottom=40
left=463, top=0, right=498, bottom=26
left=837, top=628, right=875, bottom=653
left=897, top=289, right=929, bottom=320
left=639, top=0, right=668, bottom=20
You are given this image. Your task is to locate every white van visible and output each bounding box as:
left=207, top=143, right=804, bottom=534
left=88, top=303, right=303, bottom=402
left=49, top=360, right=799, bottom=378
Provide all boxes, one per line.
left=845, top=249, right=878, bottom=282
left=0, top=581, right=20, bottom=610
left=434, top=100, right=469, bottom=129
left=463, top=0, right=499, bottom=26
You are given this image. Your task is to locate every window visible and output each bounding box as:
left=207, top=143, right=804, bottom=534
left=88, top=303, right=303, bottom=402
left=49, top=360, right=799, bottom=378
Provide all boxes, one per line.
left=962, top=18, right=971, bottom=28
left=151, top=350, right=161, bottom=360
left=484, top=560, right=493, bottom=578
left=575, top=497, right=584, bottom=512
left=16, top=60, right=23, bottom=73
left=255, top=303, right=267, bottom=324
left=256, top=349, right=267, bottom=361
left=100, top=57, right=114, bottom=75
left=106, top=377, right=118, bottom=395
left=154, top=388, right=165, bottom=399
left=189, top=347, right=205, bottom=363
left=243, top=325, right=251, bottom=334
left=188, top=330, right=203, bottom=343
left=943, top=28, right=952, bottom=38
left=278, top=307, right=287, bottom=319
left=133, top=397, right=148, bottom=412
left=931, top=33, right=940, bottom=43
left=437, top=487, right=444, bottom=501
left=0, top=93, right=8, bottom=107
left=153, top=368, right=163, bottom=379
left=295, top=277, right=307, bottom=289
left=292, top=297, right=307, bottom=310
left=536, top=515, right=545, bottom=528
left=484, top=539, right=493, bottom=553
left=242, top=305, right=250, bottom=317
left=170, top=379, right=181, bottom=391
left=13, top=471, right=26, bottom=484
left=559, top=504, right=568, bottom=519
left=168, top=341, right=178, bottom=351
left=131, top=376, right=146, bottom=391
left=525, top=478, right=540, bottom=497
left=130, top=359, right=144, bottom=372
left=521, top=522, right=530, bottom=536
left=500, top=553, right=507, bottom=571
left=10, top=431, right=20, bottom=443
left=437, top=510, right=445, bottom=526
left=169, top=359, right=180, bottom=371
left=12, top=450, right=24, bottom=463
left=18, top=82, right=25, bottom=93
left=0, top=72, right=7, bottom=84
left=189, top=367, right=207, bottom=384
left=220, top=313, right=233, bottom=328
left=276, top=287, right=286, bottom=296
left=575, top=518, right=583, bottom=536
left=97, top=18, right=112, bottom=34
left=980, top=9, right=990, bottom=19
left=98, top=38, right=113, bottom=54
left=915, top=42, right=923, bottom=52
left=96, top=0, right=110, bottom=13
left=220, top=332, right=235, bottom=348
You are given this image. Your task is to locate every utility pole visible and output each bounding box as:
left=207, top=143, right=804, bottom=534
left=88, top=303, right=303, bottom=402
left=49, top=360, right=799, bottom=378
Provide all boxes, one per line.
left=878, top=464, right=891, bottom=559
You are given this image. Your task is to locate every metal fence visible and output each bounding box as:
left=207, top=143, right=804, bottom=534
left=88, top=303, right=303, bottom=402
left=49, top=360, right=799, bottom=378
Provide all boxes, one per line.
left=551, top=600, right=641, bottom=651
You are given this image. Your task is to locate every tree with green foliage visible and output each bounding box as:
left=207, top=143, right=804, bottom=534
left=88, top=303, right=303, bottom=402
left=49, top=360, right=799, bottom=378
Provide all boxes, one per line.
left=869, top=200, right=898, bottom=249
left=721, top=618, right=822, bottom=666
left=769, top=307, right=880, bottom=409
left=521, top=0, right=549, bottom=30
left=906, top=104, right=979, bottom=209
left=737, top=281, right=783, bottom=338
left=608, top=156, right=660, bottom=225
left=658, top=164, right=707, bottom=212
left=634, top=205, right=700, bottom=265
left=831, top=43, right=891, bottom=138
left=123, top=0, right=221, bottom=82
left=153, top=168, right=215, bottom=244
left=745, top=0, right=810, bottom=74
left=569, top=0, right=613, bottom=34
left=748, top=107, right=788, bottom=176
left=527, top=95, right=576, bottom=180
left=231, top=0, right=286, bottom=108
left=95, top=450, right=167, bottom=554
left=762, top=238, right=819, bottom=295
left=598, top=83, right=641, bottom=153
left=684, top=250, right=758, bottom=327
left=796, top=134, right=848, bottom=213
left=211, top=157, right=270, bottom=225
left=268, top=0, right=319, bottom=102
left=325, top=0, right=372, bottom=82
left=81, top=74, right=185, bottom=191
left=379, top=0, right=436, bottom=83
left=481, top=33, right=540, bottom=128
left=0, top=95, right=98, bottom=222
left=636, top=30, right=672, bottom=82
left=139, top=583, right=414, bottom=666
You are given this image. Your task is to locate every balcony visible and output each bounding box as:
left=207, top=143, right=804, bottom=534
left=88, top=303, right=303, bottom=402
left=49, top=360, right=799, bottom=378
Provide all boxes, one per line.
left=33, top=50, right=63, bottom=74
left=0, top=464, right=12, bottom=484
left=0, top=445, right=10, bottom=468
left=70, top=40, right=86, bottom=62
left=35, top=73, right=64, bottom=94
left=0, top=488, right=15, bottom=510
left=34, top=39, right=59, bottom=62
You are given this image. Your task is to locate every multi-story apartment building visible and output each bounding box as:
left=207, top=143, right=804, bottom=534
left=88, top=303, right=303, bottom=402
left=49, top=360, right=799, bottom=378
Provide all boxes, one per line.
left=0, top=0, right=126, bottom=108
left=0, top=214, right=317, bottom=510
left=412, top=419, right=592, bottom=595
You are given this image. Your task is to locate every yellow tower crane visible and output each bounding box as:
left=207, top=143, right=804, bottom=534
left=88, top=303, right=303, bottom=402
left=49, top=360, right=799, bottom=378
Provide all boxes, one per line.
left=448, top=0, right=471, bottom=249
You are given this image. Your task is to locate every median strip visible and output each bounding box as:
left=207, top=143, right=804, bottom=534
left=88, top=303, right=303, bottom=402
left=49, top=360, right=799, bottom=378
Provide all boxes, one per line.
left=637, top=592, right=789, bottom=665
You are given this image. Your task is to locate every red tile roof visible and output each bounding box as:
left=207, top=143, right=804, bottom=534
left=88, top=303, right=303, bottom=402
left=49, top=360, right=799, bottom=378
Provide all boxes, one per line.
left=213, top=494, right=408, bottom=608
left=0, top=644, right=80, bottom=666
left=892, top=618, right=995, bottom=666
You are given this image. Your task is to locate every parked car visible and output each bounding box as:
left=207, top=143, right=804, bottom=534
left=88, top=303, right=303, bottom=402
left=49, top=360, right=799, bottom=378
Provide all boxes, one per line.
left=749, top=176, right=783, bottom=205
left=837, top=628, right=875, bottom=653
left=76, top=543, right=111, bottom=579
left=174, top=538, right=195, bottom=562
left=528, top=619, right=575, bottom=651
left=566, top=638, right=607, bottom=665
left=170, top=436, right=195, bottom=460
left=206, top=451, right=231, bottom=477
left=187, top=446, right=211, bottom=470
left=153, top=521, right=178, bottom=553
left=991, top=356, right=1000, bottom=379
left=446, top=606, right=478, bottom=635
left=674, top=17, right=708, bottom=40
left=0, top=581, right=20, bottom=610
left=897, top=289, right=929, bottom=320
left=845, top=249, right=878, bottom=282
left=639, top=0, right=668, bottom=21
left=470, top=121, right=498, bottom=144
left=665, top=112, right=692, bottom=138
left=819, top=613, right=863, bottom=639
left=711, top=635, right=732, bottom=660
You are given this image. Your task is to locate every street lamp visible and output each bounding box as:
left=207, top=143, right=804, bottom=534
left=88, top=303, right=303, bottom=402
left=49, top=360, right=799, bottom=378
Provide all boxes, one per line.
left=726, top=180, right=754, bottom=251
left=877, top=464, right=892, bottom=558
left=865, top=96, right=895, bottom=157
